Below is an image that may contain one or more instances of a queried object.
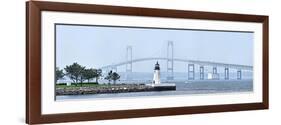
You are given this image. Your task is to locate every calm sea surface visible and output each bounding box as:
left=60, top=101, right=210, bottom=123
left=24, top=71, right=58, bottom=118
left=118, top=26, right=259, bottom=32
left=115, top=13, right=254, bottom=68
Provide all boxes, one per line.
left=56, top=79, right=253, bottom=100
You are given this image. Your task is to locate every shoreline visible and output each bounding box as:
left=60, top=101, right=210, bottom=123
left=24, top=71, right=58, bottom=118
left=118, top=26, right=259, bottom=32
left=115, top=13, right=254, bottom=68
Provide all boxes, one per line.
left=56, top=84, right=175, bottom=95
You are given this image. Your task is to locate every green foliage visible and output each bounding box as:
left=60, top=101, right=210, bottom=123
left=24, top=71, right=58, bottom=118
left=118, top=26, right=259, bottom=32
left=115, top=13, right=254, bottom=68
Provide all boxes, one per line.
left=62, top=62, right=103, bottom=86
left=104, top=70, right=113, bottom=84
left=82, top=68, right=97, bottom=83
left=104, top=70, right=120, bottom=84
left=112, top=72, right=120, bottom=84
left=95, top=69, right=102, bottom=83
left=64, top=62, right=85, bottom=85
left=55, top=67, right=64, bottom=82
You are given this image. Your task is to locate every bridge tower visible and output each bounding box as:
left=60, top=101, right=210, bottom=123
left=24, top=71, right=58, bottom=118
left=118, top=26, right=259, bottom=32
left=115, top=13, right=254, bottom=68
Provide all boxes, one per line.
left=188, top=64, right=195, bottom=80
left=200, top=66, right=204, bottom=80
left=237, top=69, right=242, bottom=80
left=225, top=67, right=229, bottom=80
left=212, top=67, right=219, bottom=80
left=167, top=41, right=174, bottom=80
left=126, top=46, right=132, bottom=80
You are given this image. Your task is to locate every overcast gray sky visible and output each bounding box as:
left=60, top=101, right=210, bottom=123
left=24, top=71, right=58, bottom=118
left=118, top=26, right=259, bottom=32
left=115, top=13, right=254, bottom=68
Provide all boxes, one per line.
left=56, top=24, right=253, bottom=72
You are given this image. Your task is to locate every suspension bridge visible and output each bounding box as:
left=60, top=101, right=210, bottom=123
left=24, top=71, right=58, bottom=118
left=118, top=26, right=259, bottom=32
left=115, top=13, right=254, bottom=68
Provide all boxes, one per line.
left=100, top=41, right=253, bottom=80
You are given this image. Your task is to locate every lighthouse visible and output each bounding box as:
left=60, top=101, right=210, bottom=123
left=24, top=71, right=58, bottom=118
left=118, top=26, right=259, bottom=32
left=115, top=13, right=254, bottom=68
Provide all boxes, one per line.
left=146, top=61, right=176, bottom=90
left=153, top=61, right=161, bottom=84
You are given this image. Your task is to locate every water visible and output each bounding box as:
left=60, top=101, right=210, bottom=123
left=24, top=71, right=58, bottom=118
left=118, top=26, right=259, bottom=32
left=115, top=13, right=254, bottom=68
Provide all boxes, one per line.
left=56, top=79, right=253, bottom=100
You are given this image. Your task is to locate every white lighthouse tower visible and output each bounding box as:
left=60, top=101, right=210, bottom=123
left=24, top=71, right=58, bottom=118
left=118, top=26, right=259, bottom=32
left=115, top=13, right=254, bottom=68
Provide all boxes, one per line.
left=146, top=61, right=176, bottom=90
left=153, top=61, right=161, bottom=84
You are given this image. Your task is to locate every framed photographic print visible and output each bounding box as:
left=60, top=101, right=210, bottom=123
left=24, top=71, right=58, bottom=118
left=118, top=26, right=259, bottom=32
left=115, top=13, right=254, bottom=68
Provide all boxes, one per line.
left=26, top=1, right=269, bottom=124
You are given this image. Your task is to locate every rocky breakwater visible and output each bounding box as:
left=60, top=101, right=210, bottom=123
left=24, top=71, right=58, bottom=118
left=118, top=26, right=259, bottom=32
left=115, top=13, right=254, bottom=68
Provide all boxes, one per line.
left=56, top=84, right=157, bottom=95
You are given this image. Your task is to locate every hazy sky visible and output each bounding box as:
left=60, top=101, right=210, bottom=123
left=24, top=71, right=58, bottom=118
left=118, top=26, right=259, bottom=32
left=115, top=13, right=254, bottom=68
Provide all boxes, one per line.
left=56, top=24, right=253, bottom=72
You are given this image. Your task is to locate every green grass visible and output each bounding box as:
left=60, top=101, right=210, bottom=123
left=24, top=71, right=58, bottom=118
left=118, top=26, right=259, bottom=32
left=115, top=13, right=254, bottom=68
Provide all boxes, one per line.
left=56, top=82, right=114, bottom=89
left=55, top=82, right=143, bottom=89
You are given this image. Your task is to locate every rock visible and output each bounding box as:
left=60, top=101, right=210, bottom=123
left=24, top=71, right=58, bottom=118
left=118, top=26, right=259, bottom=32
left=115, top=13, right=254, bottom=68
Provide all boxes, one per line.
left=56, top=84, right=157, bottom=95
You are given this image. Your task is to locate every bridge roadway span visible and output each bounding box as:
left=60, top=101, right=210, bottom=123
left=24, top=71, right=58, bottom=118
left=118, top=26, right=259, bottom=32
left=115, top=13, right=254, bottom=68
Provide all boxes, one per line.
left=100, top=57, right=253, bottom=70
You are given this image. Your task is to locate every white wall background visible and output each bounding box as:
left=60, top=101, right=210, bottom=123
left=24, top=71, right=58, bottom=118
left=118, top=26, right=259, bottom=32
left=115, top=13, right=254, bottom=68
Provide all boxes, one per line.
left=0, top=0, right=279, bottom=124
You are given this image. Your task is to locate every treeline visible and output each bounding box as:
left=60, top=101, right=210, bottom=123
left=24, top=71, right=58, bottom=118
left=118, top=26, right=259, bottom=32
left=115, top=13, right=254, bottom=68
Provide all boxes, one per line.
left=56, top=62, right=121, bottom=86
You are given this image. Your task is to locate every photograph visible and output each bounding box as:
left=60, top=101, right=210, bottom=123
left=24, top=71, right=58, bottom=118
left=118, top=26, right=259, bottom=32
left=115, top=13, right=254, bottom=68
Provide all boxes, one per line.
left=26, top=1, right=268, bottom=123
left=55, top=24, right=254, bottom=101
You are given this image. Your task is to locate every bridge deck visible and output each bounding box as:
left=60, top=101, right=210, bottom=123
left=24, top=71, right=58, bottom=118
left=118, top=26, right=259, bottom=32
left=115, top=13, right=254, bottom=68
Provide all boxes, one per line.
left=100, top=57, right=253, bottom=70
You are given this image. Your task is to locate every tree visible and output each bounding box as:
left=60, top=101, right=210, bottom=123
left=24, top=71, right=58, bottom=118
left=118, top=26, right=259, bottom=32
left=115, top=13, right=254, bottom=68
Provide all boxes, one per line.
left=104, top=71, right=120, bottom=84
left=104, top=70, right=113, bottom=84
left=111, top=72, right=120, bottom=84
left=82, top=68, right=97, bottom=83
left=64, top=62, right=85, bottom=86
left=79, top=69, right=87, bottom=86
left=95, top=69, right=102, bottom=83
left=55, top=67, right=64, bottom=83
